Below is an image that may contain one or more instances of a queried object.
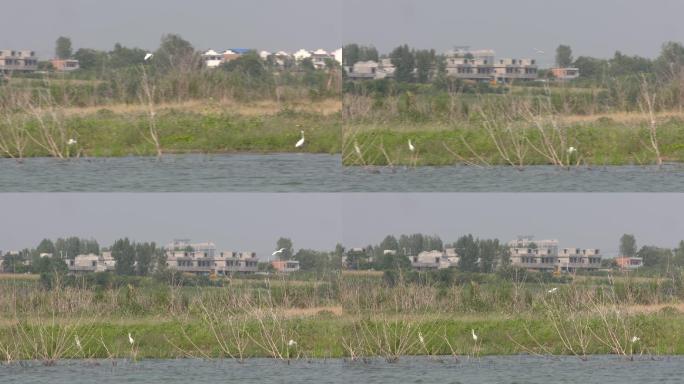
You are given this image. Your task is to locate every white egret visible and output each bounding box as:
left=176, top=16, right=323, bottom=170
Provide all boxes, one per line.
left=272, top=248, right=286, bottom=256
left=631, top=336, right=640, bottom=343
left=471, top=329, right=478, bottom=342
left=408, top=139, right=415, bottom=152
left=128, top=333, right=135, bottom=345
left=354, top=142, right=362, bottom=157
left=295, top=130, right=305, bottom=148
left=288, top=339, right=297, bottom=347
left=75, top=335, right=82, bottom=349
left=547, top=287, right=558, bottom=294
left=418, top=332, right=425, bottom=344
left=144, top=53, right=153, bottom=61
left=568, top=146, right=577, bottom=154
left=67, top=138, right=77, bottom=146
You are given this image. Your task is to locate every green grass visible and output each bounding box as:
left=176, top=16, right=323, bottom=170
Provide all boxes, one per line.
left=2, top=313, right=684, bottom=360
left=1, top=109, right=341, bottom=158
left=1, top=273, right=682, bottom=362
left=344, top=119, right=684, bottom=166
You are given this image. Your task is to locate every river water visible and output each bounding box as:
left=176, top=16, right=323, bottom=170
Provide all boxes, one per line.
left=0, top=355, right=682, bottom=383
left=1, top=154, right=683, bottom=192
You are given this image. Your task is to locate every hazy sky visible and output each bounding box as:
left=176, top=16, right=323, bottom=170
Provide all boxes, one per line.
left=2, top=194, right=684, bottom=258
left=343, top=0, right=684, bottom=65
left=0, top=0, right=342, bottom=58
left=2, top=0, right=682, bottom=65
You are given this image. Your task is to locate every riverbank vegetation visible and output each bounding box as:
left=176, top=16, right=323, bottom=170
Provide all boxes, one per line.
left=0, top=34, right=342, bottom=159
left=1, top=270, right=684, bottom=364
left=3, top=234, right=684, bottom=364
left=343, top=42, right=684, bottom=166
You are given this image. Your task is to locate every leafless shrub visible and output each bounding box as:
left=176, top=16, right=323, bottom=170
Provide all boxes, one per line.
left=638, top=75, right=663, bottom=166
left=139, top=65, right=163, bottom=158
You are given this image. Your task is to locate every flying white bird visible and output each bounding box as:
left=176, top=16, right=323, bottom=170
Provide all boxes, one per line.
left=295, top=130, right=305, bottom=148
left=631, top=336, right=640, bottom=343
left=471, top=329, right=478, bottom=342
left=75, top=335, right=82, bottom=349
left=568, top=146, right=577, bottom=154
left=272, top=248, right=286, bottom=256
left=67, top=138, right=77, bottom=146
left=128, top=333, right=135, bottom=345
left=408, top=139, right=415, bottom=152
left=144, top=53, right=153, bottom=61
left=533, top=48, right=545, bottom=54
left=418, top=332, right=425, bottom=344
left=288, top=339, right=297, bottom=347
left=548, top=287, right=558, bottom=294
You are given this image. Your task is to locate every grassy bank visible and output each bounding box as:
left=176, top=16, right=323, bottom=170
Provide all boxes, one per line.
left=2, top=272, right=684, bottom=362
left=343, top=117, right=684, bottom=166
left=2, top=313, right=683, bottom=361
left=0, top=100, right=341, bottom=158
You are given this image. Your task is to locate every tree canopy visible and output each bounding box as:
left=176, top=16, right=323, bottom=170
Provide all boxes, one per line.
left=55, top=36, right=73, bottom=59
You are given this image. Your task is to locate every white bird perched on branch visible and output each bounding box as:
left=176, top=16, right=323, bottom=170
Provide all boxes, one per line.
left=144, top=53, right=153, bottom=61
left=567, top=146, right=577, bottom=154
left=288, top=339, right=297, bottom=347
left=272, top=248, right=286, bottom=256
left=295, top=131, right=305, bottom=148
left=408, top=139, right=415, bottom=152
left=547, top=287, right=558, bottom=294
left=67, top=138, right=77, bottom=146
left=75, top=335, right=82, bottom=349
left=631, top=336, right=640, bottom=343
left=128, top=333, right=135, bottom=345
left=471, top=329, right=478, bottom=341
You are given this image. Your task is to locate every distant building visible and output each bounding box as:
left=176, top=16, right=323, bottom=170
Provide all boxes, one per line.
left=0, top=50, right=38, bottom=73
left=410, top=249, right=459, bottom=270
left=507, top=236, right=601, bottom=273
left=293, top=48, right=312, bottom=61
left=68, top=253, right=116, bottom=273
left=164, top=239, right=258, bottom=276
left=493, top=58, right=538, bottom=83
left=202, top=49, right=225, bottom=68
left=346, top=59, right=395, bottom=80
left=614, top=256, right=643, bottom=270
left=445, top=56, right=495, bottom=82
left=271, top=259, right=300, bottom=273
left=557, top=248, right=602, bottom=272
left=202, top=49, right=250, bottom=68
left=551, top=67, right=580, bottom=81
left=311, top=49, right=330, bottom=69
left=332, top=48, right=343, bottom=65
left=445, top=49, right=496, bottom=82
left=50, top=59, right=80, bottom=71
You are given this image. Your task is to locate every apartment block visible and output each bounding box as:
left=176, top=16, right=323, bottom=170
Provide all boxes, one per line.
left=507, top=236, right=601, bottom=273
left=0, top=50, right=38, bottom=73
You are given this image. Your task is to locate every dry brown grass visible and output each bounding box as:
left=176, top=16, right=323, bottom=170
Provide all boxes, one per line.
left=59, top=98, right=342, bottom=117
left=622, top=303, right=684, bottom=314
left=559, top=110, right=684, bottom=124
left=281, top=306, right=344, bottom=318
left=0, top=273, right=39, bottom=281
left=347, top=110, right=684, bottom=134
left=341, top=270, right=384, bottom=277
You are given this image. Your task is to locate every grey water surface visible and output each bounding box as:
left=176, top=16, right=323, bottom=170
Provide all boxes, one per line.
left=1, top=356, right=682, bottom=384
left=1, top=154, right=683, bottom=192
